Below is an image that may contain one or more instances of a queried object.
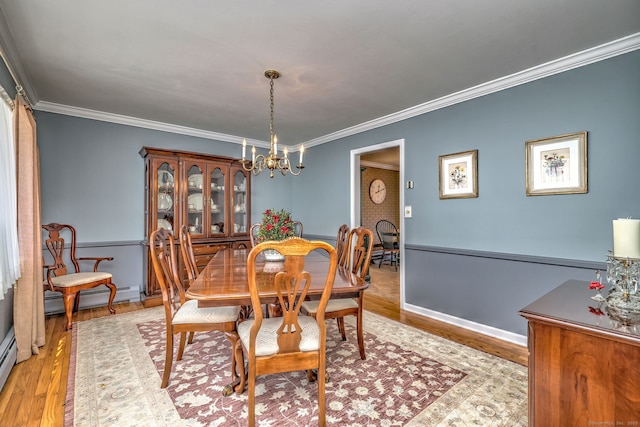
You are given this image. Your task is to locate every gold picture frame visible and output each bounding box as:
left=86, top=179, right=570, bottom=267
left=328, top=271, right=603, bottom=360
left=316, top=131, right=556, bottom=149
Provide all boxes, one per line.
left=525, top=131, right=587, bottom=196
left=439, top=150, right=478, bottom=199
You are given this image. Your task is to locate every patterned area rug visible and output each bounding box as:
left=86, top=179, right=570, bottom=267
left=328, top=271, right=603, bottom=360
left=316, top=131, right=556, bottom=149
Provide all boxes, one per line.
left=66, top=307, right=527, bottom=426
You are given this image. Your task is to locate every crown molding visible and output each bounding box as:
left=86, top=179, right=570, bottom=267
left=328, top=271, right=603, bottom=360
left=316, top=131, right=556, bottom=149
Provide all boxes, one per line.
left=31, top=32, right=640, bottom=149
left=302, top=32, right=640, bottom=148
left=35, top=101, right=270, bottom=148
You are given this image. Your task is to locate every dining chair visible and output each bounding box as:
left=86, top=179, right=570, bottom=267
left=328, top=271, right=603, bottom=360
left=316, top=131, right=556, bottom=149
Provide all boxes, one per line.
left=149, top=227, right=242, bottom=388
left=179, top=225, right=199, bottom=285
left=249, top=222, right=261, bottom=247
left=375, top=219, right=400, bottom=271
left=292, top=220, right=303, bottom=237
left=301, top=226, right=373, bottom=360
left=179, top=225, right=201, bottom=345
left=335, top=224, right=350, bottom=268
left=42, top=223, right=117, bottom=330
left=238, top=237, right=338, bottom=427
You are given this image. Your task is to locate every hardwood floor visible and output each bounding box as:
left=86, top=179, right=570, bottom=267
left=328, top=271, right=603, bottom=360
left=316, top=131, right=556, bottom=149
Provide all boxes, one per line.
left=0, top=270, right=527, bottom=426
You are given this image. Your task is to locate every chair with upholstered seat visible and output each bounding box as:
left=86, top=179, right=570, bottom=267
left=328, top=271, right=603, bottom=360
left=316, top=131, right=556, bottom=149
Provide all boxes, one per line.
left=150, top=227, right=242, bottom=388
left=238, top=237, right=337, bottom=427
left=375, top=219, right=400, bottom=271
left=335, top=224, right=350, bottom=268
left=179, top=225, right=199, bottom=285
left=301, top=226, right=373, bottom=360
left=42, top=223, right=117, bottom=330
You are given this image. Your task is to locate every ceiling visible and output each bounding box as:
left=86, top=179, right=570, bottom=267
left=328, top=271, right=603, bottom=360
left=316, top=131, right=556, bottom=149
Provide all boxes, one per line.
left=1, top=1, right=639, bottom=149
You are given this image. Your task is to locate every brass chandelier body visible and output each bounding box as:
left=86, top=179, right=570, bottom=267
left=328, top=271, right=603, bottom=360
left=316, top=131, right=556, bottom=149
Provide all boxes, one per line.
left=241, top=70, right=304, bottom=178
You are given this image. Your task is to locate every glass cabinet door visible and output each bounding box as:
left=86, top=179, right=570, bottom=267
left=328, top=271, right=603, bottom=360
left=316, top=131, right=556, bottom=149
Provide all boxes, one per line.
left=209, top=166, right=226, bottom=236
left=156, top=162, right=176, bottom=232
left=232, top=169, right=248, bottom=235
left=186, top=164, right=205, bottom=236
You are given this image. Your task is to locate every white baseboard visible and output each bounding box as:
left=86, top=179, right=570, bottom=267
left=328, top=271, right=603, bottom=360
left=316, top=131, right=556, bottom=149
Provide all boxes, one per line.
left=0, top=327, right=16, bottom=393
left=44, top=286, right=140, bottom=315
left=403, top=302, right=527, bottom=347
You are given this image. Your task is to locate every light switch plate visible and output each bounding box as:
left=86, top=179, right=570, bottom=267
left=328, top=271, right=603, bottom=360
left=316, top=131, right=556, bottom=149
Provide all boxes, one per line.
left=404, top=205, right=412, bottom=218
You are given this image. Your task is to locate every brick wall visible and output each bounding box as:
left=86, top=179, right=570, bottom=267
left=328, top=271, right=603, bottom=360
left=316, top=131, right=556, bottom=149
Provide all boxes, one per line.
left=361, top=167, right=399, bottom=245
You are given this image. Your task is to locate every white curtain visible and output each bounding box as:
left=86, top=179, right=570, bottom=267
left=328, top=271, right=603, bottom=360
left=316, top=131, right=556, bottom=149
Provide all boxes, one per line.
left=0, top=95, right=20, bottom=298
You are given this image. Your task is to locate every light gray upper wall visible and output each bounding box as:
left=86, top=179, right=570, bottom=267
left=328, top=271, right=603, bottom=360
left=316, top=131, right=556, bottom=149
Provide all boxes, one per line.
left=35, top=114, right=293, bottom=242
left=292, top=50, right=640, bottom=262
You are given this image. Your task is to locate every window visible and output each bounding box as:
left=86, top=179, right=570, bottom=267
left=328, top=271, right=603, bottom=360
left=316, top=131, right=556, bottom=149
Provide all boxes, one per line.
left=0, top=93, right=20, bottom=297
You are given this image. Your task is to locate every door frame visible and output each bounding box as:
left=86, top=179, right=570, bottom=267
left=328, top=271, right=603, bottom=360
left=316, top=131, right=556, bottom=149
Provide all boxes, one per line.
left=350, top=138, right=405, bottom=307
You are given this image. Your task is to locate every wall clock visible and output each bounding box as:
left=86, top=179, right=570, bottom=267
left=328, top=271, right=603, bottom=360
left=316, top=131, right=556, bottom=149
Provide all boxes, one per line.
left=369, top=178, right=387, bottom=204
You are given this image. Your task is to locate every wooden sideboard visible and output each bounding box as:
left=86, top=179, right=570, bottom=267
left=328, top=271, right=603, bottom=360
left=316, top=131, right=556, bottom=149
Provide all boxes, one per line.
left=520, top=279, right=640, bottom=426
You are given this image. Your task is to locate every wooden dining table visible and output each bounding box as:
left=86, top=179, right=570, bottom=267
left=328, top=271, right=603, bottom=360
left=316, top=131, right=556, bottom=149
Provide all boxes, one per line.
left=185, top=246, right=368, bottom=394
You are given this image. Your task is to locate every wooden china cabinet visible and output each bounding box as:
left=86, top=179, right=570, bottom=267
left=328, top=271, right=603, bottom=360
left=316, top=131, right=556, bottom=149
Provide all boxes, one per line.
left=140, top=147, right=251, bottom=304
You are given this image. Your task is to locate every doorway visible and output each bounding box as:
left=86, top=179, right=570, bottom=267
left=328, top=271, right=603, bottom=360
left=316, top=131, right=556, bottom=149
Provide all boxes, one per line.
left=350, top=139, right=404, bottom=308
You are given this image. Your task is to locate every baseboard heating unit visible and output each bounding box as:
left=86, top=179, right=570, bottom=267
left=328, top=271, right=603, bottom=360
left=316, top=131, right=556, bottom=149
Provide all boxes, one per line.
left=0, top=327, right=16, bottom=392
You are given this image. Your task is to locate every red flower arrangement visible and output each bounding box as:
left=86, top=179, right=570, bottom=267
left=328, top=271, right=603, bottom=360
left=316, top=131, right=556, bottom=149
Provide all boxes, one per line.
left=589, top=281, right=605, bottom=291
left=256, top=208, right=295, bottom=243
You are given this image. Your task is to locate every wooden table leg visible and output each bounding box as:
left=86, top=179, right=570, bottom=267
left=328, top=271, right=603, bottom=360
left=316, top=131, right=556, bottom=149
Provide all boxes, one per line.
left=222, top=332, right=246, bottom=396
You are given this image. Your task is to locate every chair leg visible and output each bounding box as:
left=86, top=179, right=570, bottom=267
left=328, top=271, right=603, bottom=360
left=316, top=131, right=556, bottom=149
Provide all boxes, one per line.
left=73, top=292, right=81, bottom=313
left=317, top=364, right=326, bottom=427
left=161, top=327, right=174, bottom=388
left=378, top=251, right=385, bottom=268
left=62, top=292, right=77, bottom=330
left=187, top=331, right=195, bottom=344
left=356, top=311, right=366, bottom=360
left=105, top=282, right=117, bottom=314
left=336, top=317, right=347, bottom=341
left=233, top=338, right=246, bottom=394
left=177, top=332, right=187, bottom=361
left=248, top=365, right=256, bottom=427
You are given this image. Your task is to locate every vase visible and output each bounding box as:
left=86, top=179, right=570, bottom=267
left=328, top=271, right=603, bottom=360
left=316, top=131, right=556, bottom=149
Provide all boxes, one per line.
left=263, top=249, right=285, bottom=262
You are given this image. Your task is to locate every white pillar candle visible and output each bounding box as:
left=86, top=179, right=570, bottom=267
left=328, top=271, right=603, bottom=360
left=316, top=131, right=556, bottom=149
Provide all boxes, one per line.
left=299, top=144, right=304, bottom=165
left=613, top=218, right=640, bottom=259
left=242, top=138, right=246, bottom=160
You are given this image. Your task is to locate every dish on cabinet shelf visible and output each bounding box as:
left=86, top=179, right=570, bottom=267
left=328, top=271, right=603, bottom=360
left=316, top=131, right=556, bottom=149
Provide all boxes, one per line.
left=188, top=193, right=203, bottom=211
left=157, top=193, right=172, bottom=211
left=188, top=173, right=203, bottom=189
left=211, top=183, right=223, bottom=191
left=157, top=219, right=172, bottom=231
left=158, top=170, right=174, bottom=188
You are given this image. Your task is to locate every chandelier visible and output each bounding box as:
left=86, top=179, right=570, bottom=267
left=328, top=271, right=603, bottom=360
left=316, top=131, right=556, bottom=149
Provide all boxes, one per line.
left=241, top=70, right=304, bottom=178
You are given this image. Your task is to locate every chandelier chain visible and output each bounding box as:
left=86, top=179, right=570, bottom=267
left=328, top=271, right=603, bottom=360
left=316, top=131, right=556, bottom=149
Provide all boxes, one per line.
left=269, top=76, right=275, bottom=145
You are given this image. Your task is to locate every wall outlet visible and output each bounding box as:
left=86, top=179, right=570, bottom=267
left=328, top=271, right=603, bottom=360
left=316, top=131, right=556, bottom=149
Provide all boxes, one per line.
left=404, top=205, right=412, bottom=218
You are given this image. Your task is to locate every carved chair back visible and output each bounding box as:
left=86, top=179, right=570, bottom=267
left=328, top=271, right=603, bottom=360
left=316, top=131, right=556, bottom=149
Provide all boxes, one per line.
left=179, top=225, right=199, bottom=285
left=335, top=224, right=350, bottom=269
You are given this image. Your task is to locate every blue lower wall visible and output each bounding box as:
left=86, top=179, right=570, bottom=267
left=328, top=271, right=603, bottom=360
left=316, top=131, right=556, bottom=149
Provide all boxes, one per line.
left=404, top=245, right=600, bottom=337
